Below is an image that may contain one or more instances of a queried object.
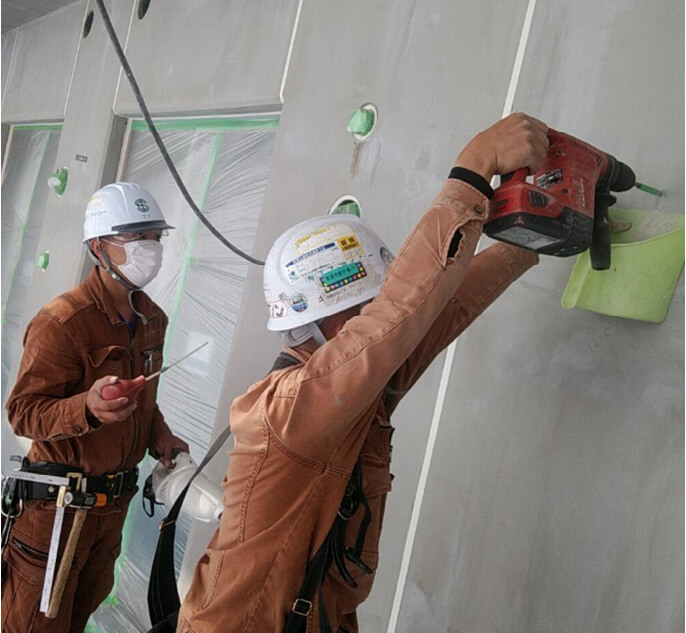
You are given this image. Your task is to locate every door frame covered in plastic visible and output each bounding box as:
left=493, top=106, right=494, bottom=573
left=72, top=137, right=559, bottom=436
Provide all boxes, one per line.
left=1, top=123, right=63, bottom=402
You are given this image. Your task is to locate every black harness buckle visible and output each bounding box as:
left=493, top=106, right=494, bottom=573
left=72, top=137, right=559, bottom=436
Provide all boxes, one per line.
left=291, top=598, right=313, bottom=617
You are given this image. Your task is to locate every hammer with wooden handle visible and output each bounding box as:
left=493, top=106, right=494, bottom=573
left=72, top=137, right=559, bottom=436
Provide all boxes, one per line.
left=45, top=491, right=106, bottom=619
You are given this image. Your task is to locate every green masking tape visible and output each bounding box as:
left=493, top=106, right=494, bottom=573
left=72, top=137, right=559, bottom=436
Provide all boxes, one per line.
left=131, top=116, right=279, bottom=132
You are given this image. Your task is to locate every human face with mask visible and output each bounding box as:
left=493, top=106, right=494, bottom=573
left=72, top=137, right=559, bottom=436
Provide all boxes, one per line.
left=96, top=230, right=166, bottom=288
left=83, top=182, right=174, bottom=292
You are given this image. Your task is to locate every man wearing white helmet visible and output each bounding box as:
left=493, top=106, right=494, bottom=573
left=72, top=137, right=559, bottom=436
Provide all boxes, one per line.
left=179, top=113, right=548, bottom=633
left=3, top=182, right=188, bottom=632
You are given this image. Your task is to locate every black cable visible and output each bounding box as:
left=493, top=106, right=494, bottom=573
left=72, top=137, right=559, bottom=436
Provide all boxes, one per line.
left=93, top=0, right=265, bottom=266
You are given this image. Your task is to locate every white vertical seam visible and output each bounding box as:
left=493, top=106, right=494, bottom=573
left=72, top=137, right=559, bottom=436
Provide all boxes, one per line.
left=279, top=0, right=304, bottom=104
left=112, top=0, right=137, bottom=116
left=385, top=2, right=536, bottom=631
left=385, top=340, right=458, bottom=633
left=63, top=2, right=89, bottom=120
left=502, top=0, right=537, bottom=118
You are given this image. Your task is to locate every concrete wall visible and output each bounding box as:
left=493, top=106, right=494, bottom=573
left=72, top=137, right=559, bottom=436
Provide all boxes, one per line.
left=2, top=1, right=683, bottom=632
left=1, top=2, right=82, bottom=123
left=397, top=4, right=684, bottom=633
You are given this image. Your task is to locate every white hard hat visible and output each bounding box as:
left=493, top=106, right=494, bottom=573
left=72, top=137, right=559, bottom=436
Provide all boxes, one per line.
left=264, top=215, right=394, bottom=331
left=83, top=182, right=174, bottom=242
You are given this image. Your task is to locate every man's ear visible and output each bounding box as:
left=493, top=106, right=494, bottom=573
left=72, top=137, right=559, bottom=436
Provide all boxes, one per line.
left=89, top=238, right=106, bottom=267
left=89, top=238, right=100, bottom=254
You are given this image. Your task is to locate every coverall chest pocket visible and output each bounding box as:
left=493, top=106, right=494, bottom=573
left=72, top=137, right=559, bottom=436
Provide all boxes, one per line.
left=87, top=345, right=129, bottom=382
left=140, top=345, right=163, bottom=410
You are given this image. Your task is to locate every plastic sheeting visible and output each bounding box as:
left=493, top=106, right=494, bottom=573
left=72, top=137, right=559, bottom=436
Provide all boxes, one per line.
left=88, top=118, right=277, bottom=633
left=1, top=127, right=61, bottom=403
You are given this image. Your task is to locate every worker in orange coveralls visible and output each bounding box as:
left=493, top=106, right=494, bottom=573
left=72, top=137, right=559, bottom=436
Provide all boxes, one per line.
left=2, top=183, right=188, bottom=633
left=178, top=113, right=549, bottom=633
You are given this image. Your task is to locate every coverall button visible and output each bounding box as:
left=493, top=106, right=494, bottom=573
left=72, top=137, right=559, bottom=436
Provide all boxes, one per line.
left=474, top=205, right=484, bottom=215
left=75, top=426, right=82, bottom=433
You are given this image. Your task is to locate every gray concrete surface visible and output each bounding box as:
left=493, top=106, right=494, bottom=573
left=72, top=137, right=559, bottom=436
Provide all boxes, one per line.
left=1, top=1, right=683, bottom=631
left=113, top=0, right=299, bottom=116
left=1, top=1, right=83, bottom=122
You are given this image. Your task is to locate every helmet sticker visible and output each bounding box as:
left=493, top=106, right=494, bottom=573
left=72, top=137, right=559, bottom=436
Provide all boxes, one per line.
left=337, top=234, right=361, bottom=255
left=135, top=198, right=150, bottom=213
left=290, top=293, right=308, bottom=312
left=320, top=263, right=367, bottom=293
left=268, top=301, right=288, bottom=319
left=285, top=225, right=367, bottom=285
left=380, top=246, right=395, bottom=266
left=285, top=242, right=337, bottom=284
left=265, top=216, right=391, bottom=330
left=295, top=224, right=358, bottom=254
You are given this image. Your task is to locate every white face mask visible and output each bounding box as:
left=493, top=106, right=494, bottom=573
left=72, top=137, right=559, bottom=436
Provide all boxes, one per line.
left=113, top=239, right=163, bottom=288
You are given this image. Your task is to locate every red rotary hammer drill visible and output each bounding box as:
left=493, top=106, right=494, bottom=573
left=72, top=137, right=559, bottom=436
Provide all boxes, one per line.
left=484, top=130, right=637, bottom=270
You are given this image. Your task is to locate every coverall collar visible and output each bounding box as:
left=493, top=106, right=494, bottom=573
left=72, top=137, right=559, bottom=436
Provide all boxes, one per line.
left=282, top=345, right=313, bottom=365
left=84, top=266, right=158, bottom=326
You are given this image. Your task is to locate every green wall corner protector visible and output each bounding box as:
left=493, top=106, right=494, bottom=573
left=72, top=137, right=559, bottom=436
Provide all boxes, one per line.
left=561, top=209, right=685, bottom=323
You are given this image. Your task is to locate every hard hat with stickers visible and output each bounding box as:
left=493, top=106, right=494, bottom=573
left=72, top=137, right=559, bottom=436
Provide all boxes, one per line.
left=263, top=215, right=394, bottom=332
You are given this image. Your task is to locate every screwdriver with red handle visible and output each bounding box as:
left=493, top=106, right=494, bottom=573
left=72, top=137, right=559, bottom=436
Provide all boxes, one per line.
left=101, top=341, right=208, bottom=401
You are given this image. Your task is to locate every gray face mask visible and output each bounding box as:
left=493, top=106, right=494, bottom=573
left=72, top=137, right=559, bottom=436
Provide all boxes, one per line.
left=109, top=239, right=163, bottom=288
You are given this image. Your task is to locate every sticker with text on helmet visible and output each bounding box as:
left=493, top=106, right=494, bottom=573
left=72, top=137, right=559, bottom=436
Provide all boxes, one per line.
left=264, top=215, right=392, bottom=332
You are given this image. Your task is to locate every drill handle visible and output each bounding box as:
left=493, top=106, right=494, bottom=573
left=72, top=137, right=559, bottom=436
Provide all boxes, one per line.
left=589, top=191, right=616, bottom=271
left=500, top=168, right=529, bottom=185
left=591, top=154, right=633, bottom=270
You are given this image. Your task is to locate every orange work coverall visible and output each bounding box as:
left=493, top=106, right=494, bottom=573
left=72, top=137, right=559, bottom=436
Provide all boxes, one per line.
left=3, top=267, right=172, bottom=633
left=178, top=179, right=538, bottom=633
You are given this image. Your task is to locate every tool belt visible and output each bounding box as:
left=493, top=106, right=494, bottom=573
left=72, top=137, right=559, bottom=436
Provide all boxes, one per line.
left=5, top=461, right=139, bottom=505
left=1, top=459, right=139, bottom=587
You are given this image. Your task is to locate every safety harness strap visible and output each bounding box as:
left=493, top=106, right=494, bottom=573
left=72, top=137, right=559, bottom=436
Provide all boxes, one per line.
left=284, top=531, right=334, bottom=633
left=147, top=423, right=232, bottom=627
left=146, top=351, right=300, bottom=629
left=145, top=350, right=380, bottom=632
left=282, top=355, right=380, bottom=632
left=284, top=459, right=374, bottom=632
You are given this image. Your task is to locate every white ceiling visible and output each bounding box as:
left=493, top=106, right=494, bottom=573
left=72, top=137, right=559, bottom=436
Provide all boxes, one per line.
left=2, top=0, right=80, bottom=33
